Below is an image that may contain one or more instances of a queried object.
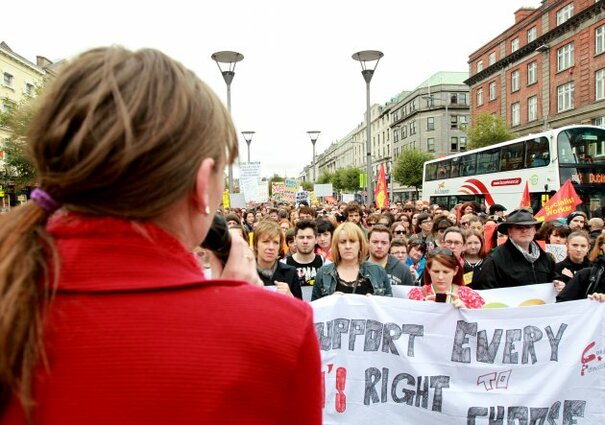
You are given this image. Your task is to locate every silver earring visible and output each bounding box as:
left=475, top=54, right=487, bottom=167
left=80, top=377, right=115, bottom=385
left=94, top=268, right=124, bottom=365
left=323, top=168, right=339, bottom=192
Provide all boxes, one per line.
left=204, top=206, right=210, bottom=215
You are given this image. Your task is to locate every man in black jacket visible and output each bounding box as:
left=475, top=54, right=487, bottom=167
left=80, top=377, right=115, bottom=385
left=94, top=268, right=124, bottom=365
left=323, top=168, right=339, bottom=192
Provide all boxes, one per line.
left=473, top=209, right=564, bottom=291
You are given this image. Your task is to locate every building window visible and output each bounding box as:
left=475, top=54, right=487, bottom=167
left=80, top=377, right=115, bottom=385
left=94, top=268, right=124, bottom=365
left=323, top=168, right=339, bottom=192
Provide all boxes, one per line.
left=24, top=82, right=35, bottom=96
left=451, top=115, right=459, bottom=130
left=597, top=69, right=605, bottom=100
left=401, top=126, right=407, bottom=139
left=427, top=117, right=435, bottom=131
left=2, top=72, right=13, bottom=87
left=557, top=82, right=575, bottom=112
left=459, top=115, right=469, bottom=130
left=393, top=129, right=399, bottom=142
left=477, top=88, right=484, bottom=106
left=458, top=93, right=467, bottom=105
left=488, top=52, right=496, bottom=65
left=556, top=4, right=574, bottom=25
left=511, top=103, right=521, bottom=127
left=597, top=25, right=605, bottom=55
left=527, top=61, right=537, bottom=85
left=511, top=38, right=520, bottom=53
left=557, top=43, right=574, bottom=72
left=528, top=96, right=538, bottom=121
left=451, top=137, right=459, bottom=152
left=460, top=136, right=467, bottom=152
left=489, top=81, right=496, bottom=100
left=427, top=138, right=435, bottom=152
left=527, top=27, right=537, bottom=43
left=511, top=70, right=520, bottom=92
left=409, top=121, right=416, bottom=135
left=594, top=116, right=605, bottom=127
left=477, top=60, right=483, bottom=72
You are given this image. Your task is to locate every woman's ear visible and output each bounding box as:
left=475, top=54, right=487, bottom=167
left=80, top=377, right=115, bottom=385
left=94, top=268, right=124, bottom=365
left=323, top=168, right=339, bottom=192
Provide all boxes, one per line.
left=193, top=158, right=215, bottom=214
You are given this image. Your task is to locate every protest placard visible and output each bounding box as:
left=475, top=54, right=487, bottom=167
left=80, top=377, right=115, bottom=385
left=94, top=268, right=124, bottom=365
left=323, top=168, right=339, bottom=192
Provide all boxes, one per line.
left=312, top=295, right=605, bottom=424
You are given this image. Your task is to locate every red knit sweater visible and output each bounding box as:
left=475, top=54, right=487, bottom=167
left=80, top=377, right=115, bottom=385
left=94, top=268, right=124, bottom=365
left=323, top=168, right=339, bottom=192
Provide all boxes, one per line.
left=3, top=213, right=322, bottom=425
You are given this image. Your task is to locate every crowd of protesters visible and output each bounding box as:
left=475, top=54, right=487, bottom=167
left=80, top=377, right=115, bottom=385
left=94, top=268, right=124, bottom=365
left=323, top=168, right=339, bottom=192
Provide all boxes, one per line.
left=209, top=198, right=605, bottom=307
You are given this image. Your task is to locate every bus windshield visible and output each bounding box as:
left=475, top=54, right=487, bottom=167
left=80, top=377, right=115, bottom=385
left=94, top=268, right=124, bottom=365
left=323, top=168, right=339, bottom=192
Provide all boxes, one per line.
left=558, top=127, right=605, bottom=164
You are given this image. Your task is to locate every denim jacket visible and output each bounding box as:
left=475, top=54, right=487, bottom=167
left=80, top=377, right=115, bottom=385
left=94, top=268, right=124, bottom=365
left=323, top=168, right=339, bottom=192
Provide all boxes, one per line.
left=311, top=261, right=393, bottom=301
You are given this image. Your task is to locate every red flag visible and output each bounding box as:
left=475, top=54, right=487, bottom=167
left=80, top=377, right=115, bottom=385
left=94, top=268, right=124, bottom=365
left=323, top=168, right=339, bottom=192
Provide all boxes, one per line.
left=519, top=181, right=531, bottom=208
left=374, top=164, right=389, bottom=209
left=534, top=179, right=582, bottom=222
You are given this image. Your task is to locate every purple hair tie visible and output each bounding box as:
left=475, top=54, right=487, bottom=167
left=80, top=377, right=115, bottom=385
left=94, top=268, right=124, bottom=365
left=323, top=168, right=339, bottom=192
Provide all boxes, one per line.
left=30, top=188, right=61, bottom=213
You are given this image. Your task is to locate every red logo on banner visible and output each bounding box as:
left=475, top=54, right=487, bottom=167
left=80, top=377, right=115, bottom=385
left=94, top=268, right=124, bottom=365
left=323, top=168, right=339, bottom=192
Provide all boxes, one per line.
left=491, top=178, right=521, bottom=187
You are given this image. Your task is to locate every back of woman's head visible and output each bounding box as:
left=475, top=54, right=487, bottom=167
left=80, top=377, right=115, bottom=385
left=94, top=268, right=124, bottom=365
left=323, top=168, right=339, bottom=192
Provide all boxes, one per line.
left=0, top=46, right=238, bottom=416
left=30, top=46, right=237, bottom=217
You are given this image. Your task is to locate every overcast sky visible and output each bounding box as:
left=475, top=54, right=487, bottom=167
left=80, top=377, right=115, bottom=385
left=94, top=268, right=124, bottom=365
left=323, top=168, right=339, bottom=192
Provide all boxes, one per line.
left=4, top=0, right=541, bottom=178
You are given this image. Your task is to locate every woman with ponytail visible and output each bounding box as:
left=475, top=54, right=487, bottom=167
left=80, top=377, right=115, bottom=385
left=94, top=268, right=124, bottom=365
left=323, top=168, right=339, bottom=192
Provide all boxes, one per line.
left=0, top=47, right=321, bottom=424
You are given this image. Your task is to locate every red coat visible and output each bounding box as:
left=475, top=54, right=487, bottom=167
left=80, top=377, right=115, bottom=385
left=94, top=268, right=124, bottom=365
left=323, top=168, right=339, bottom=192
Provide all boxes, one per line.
left=3, top=213, right=322, bottom=425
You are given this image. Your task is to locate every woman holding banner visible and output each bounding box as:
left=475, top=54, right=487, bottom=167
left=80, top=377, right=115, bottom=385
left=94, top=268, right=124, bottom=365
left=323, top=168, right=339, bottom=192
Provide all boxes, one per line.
left=0, top=47, right=321, bottom=424
left=407, top=248, right=485, bottom=309
left=311, top=222, right=392, bottom=300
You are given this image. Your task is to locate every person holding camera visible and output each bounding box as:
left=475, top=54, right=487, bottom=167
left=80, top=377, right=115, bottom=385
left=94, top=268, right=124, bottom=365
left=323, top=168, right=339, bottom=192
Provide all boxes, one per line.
left=0, top=47, right=321, bottom=424
left=407, top=248, right=485, bottom=309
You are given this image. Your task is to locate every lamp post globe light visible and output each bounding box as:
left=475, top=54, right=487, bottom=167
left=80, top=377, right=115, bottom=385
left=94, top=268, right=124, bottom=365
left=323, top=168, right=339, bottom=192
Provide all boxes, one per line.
left=352, top=50, right=383, bottom=206
left=211, top=50, right=244, bottom=193
left=241, top=131, right=255, bottom=163
left=307, top=131, right=321, bottom=182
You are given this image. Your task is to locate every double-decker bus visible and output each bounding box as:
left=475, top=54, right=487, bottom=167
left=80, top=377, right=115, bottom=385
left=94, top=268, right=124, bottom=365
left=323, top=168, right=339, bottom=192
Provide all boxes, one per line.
left=421, top=125, right=605, bottom=217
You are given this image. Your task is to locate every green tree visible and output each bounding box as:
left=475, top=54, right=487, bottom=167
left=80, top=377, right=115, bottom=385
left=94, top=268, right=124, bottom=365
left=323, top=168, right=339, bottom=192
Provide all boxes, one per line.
left=0, top=90, right=42, bottom=191
left=466, top=113, right=516, bottom=149
left=317, top=172, right=333, bottom=185
left=300, top=181, right=313, bottom=191
left=341, top=167, right=361, bottom=192
left=393, top=149, right=434, bottom=198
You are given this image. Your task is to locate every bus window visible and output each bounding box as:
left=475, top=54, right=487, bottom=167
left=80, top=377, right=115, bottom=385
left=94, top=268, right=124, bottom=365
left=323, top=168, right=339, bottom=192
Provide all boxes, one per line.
left=426, top=163, right=437, bottom=181
left=558, top=128, right=605, bottom=164
left=477, top=148, right=500, bottom=174
left=500, top=142, right=524, bottom=171
left=461, top=153, right=477, bottom=176
left=525, top=137, right=550, bottom=167
left=450, top=157, right=461, bottom=178
left=437, top=160, right=450, bottom=179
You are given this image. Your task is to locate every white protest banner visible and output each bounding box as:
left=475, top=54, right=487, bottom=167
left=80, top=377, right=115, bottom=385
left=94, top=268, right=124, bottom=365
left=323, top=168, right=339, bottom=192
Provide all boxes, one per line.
left=239, top=161, right=262, bottom=181
left=342, top=193, right=354, bottom=203
left=312, top=295, right=605, bottom=424
left=392, top=283, right=556, bottom=308
left=479, top=282, right=556, bottom=308
left=314, top=183, right=333, bottom=197
left=546, top=244, right=567, bottom=263
left=229, top=193, right=246, bottom=209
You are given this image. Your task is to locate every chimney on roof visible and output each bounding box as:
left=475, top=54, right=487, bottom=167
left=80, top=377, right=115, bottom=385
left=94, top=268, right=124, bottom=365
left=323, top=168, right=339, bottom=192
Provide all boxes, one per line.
left=514, top=7, right=535, bottom=24
left=36, top=56, right=53, bottom=68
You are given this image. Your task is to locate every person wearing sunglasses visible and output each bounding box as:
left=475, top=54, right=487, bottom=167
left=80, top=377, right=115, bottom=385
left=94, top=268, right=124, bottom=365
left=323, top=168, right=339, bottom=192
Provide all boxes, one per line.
left=407, top=249, right=485, bottom=309
left=473, top=209, right=564, bottom=292
left=390, top=221, right=408, bottom=238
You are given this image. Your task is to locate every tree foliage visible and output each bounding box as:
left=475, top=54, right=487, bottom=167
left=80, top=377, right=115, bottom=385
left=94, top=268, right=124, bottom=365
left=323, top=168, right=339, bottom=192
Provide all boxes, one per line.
left=300, top=181, right=313, bottom=191
left=316, top=167, right=361, bottom=192
left=393, top=149, right=434, bottom=196
left=466, top=113, right=516, bottom=149
left=0, top=92, right=41, bottom=190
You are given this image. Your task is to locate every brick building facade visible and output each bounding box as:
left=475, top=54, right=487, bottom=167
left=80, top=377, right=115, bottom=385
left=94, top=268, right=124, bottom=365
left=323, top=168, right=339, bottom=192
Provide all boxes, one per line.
left=466, top=0, right=605, bottom=133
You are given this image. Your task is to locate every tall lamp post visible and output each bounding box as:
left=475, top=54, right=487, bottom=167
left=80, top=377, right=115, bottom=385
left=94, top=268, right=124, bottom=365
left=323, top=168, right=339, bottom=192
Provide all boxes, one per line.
left=352, top=50, right=383, bottom=206
left=211, top=50, right=244, bottom=193
left=241, top=131, right=255, bottom=163
left=307, top=130, right=321, bottom=182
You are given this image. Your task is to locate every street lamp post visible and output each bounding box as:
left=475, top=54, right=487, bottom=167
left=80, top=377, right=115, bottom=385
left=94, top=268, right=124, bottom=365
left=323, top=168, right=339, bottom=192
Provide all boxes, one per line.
left=352, top=50, right=383, bottom=206
left=241, top=131, right=255, bottom=163
left=307, top=131, right=321, bottom=182
left=211, top=50, right=244, bottom=193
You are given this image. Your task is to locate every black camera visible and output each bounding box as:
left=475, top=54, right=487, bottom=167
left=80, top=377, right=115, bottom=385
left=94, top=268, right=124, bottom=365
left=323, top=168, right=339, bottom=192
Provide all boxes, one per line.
left=201, top=215, right=231, bottom=267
